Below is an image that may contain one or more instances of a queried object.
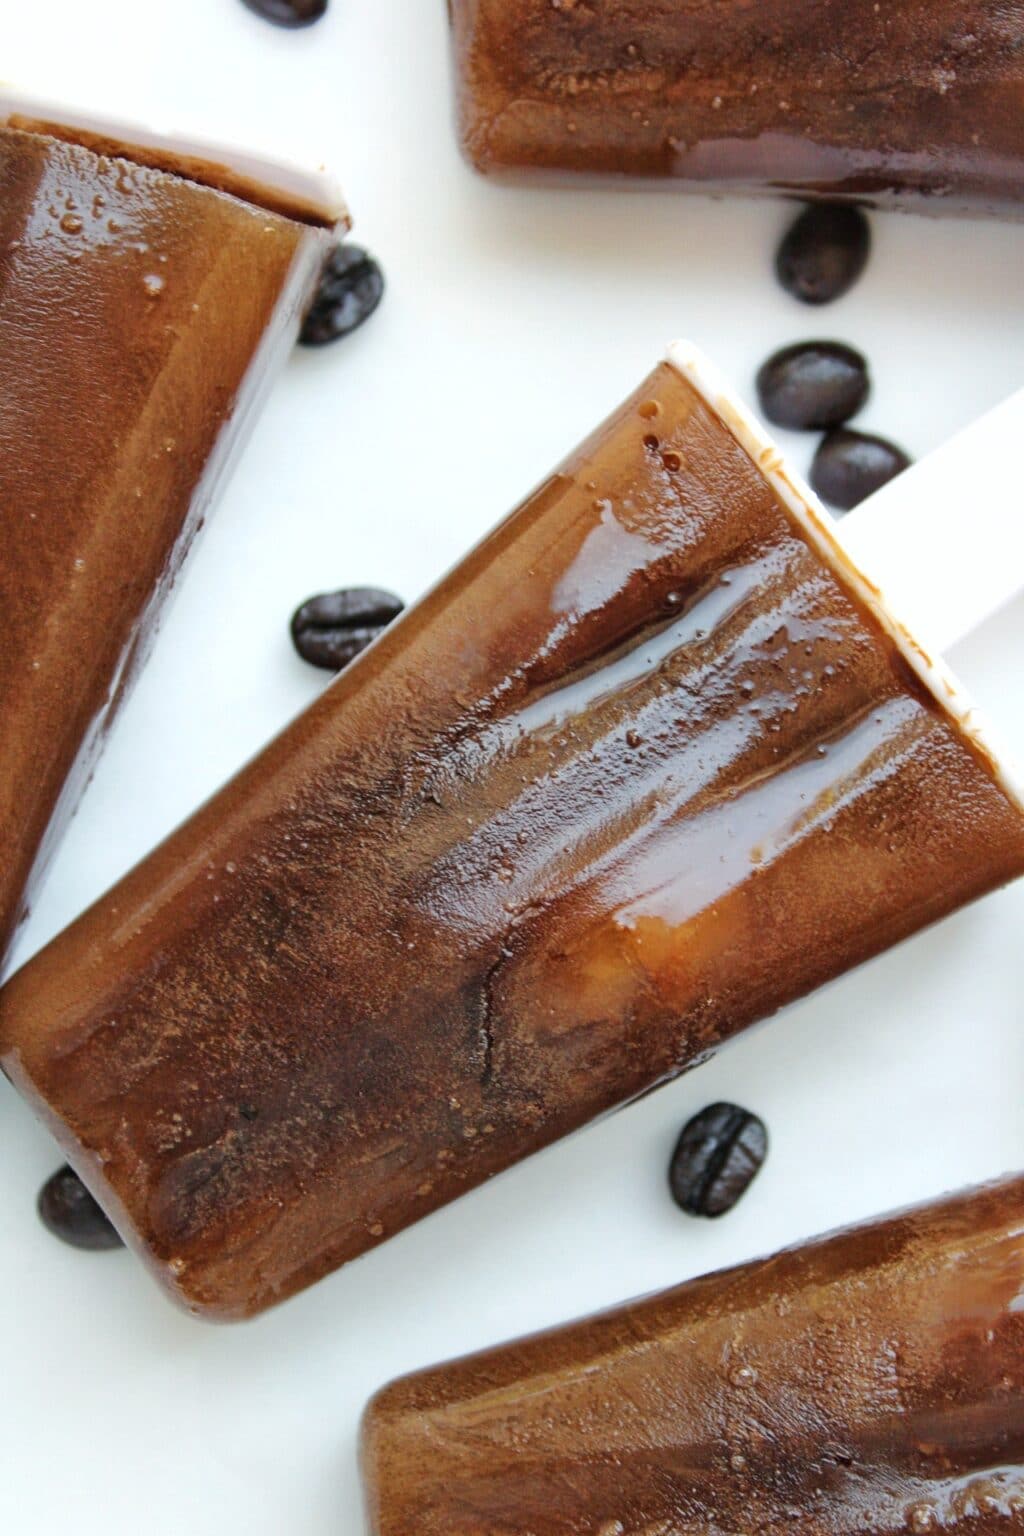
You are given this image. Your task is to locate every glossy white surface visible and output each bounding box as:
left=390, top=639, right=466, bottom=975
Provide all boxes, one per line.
left=2, top=4, right=1023, bottom=1533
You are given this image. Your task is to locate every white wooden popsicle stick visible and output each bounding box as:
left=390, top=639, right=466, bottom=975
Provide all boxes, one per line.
left=842, top=389, right=1024, bottom=654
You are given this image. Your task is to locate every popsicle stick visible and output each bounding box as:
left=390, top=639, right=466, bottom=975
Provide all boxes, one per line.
left=842, top=389, right=1024, bottom=654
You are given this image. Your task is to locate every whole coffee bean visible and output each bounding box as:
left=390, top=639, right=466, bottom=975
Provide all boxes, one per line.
left=756, top=341, right=869, bottom=431
left=240, top=0, right=328, bottom=27
left=299, top=244, right=385, bottom=347
left=776, top=204, right=871, bottom=306
left=38, top=1165, right=124, bottom=1252
left=811, top=428, right=912, bottom=512
left=291, top=587, right=404, bottom=671
left=669, top=1103, right=768, bottom=1218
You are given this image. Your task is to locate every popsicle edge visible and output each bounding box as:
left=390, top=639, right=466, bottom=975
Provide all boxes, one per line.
left=358, top=1169, right=1024, bottom=1536
left=0, top=85, right=349, bottom=231
left=666, top=340, right=1024, bottom=817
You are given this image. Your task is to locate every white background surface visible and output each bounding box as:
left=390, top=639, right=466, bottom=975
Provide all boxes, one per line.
left=2, top=4, right=1024, bottom=1532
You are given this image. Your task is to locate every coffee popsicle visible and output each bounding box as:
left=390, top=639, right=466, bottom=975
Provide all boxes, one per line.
left=0, top=91, right=345, bottom=966
left=361, top=1174, right=1024, bottom=1534
left=1, top=346, right=1022, bottom=1319
left=449, top=0, right=1024, bottom=217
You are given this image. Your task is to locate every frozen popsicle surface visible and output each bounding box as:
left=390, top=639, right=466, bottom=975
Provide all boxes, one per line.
left=362, top=1175, right=1024, bottom=1534
left=2, top=353, right=1023, bottom=1319
left=0, top=111, right=340, bottom=964
left=449, top=0, right=1024, bottom=217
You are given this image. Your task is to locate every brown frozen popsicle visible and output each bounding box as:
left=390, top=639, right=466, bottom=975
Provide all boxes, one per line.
left=449, top=0, right=1024, bottom=217
left=0, top=93, right=344, bottom=965
left=1, top=346, right=1023, bottom=1319
left=361, top=1174, right=1024, bottom=1535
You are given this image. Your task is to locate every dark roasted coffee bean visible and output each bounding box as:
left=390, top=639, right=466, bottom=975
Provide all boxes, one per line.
left=756, top=341, right=869, bottom=431
left=668, top=1103, right=768, bottom=1219
left=291, top=587, right=404, bottom=671
left=38, top=1165, right=124, bottom=1252
left=299, top=244, right=385, bottom=347
left=240, top=0, right=328, bottom=27
left=811, top=428, right=912, bottom=512
left=776, top=204, right=871, bottom=306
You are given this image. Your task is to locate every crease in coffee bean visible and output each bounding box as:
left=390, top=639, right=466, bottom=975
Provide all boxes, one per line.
left=291, top=587, right=405, bottom=671
left=669, top=1103, right=768, bottom=1219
